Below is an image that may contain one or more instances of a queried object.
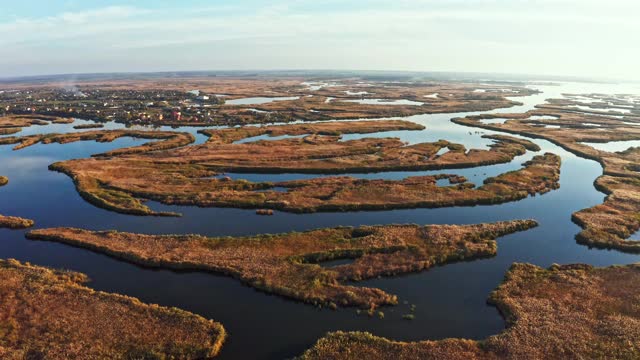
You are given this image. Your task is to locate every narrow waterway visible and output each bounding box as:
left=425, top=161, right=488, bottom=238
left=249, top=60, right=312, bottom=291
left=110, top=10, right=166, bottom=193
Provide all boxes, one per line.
left=1, top=82, right=638, bottom=359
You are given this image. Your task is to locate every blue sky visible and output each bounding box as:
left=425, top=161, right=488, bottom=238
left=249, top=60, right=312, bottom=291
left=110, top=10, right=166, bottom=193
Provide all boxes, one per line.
left=1, top=1, right=638, bottom=80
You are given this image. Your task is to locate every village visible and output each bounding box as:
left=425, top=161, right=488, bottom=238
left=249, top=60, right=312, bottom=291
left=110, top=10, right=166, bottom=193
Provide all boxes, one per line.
left=0, top=87, right=227, bottom=126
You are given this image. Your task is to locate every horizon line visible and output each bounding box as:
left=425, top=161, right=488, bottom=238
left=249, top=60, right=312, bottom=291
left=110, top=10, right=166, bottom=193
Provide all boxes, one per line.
left=0, top=68, right=629, bottom=85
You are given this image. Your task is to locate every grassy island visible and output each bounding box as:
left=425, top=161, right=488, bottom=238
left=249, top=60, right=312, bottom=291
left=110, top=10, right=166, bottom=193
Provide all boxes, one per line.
left=0, top=129, right=195, bottom=156
left=0, top=128, right=21, bottom=135
left=33, top=120, right=552, bottom=216
left=453, top=101, right=640, bottom=252
left=169, top=122, right=540, bottom=174
left=0, top=114, right=73, bottom=134
left=0, top=114, right=66, bottom=127
left=0, top=77, right=537, bottom=127
left=48, top=152, right=559, bottom=216
left=0, top=259, right=226, bottom=359
left=27, top=220, right=537, bottom=309
left=73, top=123, right=105, bottom=129
left=0, top=215, right=34, bottom=229
left=299, top=262, right=640, bottom=359
left=199, top=120, right=426, bottom=144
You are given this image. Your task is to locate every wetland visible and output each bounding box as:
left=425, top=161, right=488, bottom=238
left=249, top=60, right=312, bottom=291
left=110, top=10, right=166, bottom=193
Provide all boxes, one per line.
left=1, top=77, right=640, bottom=359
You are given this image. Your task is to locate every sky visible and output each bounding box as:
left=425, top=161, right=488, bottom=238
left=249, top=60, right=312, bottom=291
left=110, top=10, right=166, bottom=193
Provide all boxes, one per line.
left=0, top=0, right=638, bottom=80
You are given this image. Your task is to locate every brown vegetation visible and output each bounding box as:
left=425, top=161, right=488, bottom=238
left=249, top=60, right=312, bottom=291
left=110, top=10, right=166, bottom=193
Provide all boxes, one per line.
left=0, top=76, right=534, bottom=103
left=199, top=120, right=425, bottom=144
left=27, top=220, right=537, bottom=309
left=0, top=114, right=58, bottom=128
left=195, top=81, right=533, bottom=126
left=299, top=262, right=640, bottom=359
left=0, top=259, right=225, bottom=359
left=0, top=128, right=21, bottom=135
left=572, top=175, right=640, bottom=252
left=184, top=124, right=541, bottom=174
left=539, top=94, right=639, bottom=118
left=50, top=117, right=75, bottom=124
left=1, top=77, right=536, bottom=126
left=453, top=109, right=640, bottom=178
left=453, top=103, right=640, bottom=252
left=0, top=129, right=194, bottom=156
left=49, top=152, right=559, bottom=216
left=73, top=123, right=104, bottom=129
left=0, top=215, right=34, bottom=229
left=219, top=90, right=526, bottom=124
left=0, top=114, right=70, bottom=135
left=11, top=120, right=549, bottom=216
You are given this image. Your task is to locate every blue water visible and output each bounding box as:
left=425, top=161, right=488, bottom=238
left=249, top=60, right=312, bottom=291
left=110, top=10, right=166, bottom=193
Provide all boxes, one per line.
left=581, top=140, right=640, bottom=153
left=1, top=82, right=638, bottom=359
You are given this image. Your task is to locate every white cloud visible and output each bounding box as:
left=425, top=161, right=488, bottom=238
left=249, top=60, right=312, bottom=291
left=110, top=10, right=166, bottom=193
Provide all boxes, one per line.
left=0, top=1, right=638, bottom=80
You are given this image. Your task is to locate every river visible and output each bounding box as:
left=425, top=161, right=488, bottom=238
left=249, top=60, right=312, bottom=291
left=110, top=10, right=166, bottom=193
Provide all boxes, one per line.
left=1, top=81, right=639, bottom=359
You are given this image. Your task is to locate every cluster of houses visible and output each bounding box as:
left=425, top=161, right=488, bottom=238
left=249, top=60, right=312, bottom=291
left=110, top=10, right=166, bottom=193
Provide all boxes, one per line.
left=0, top=88, right=226, bottom=124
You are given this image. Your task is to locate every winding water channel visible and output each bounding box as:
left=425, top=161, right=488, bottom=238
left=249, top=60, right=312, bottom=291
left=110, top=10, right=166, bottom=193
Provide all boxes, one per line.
left=1, top=82, right=639, bottom=359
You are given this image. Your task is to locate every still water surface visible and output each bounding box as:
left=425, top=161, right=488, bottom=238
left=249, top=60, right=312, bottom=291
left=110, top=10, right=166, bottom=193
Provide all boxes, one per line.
left=1, top=82, right=639, bottom=359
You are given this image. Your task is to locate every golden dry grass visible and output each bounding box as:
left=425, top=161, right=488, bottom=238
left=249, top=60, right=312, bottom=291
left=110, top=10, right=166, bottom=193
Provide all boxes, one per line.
left=27, top=220, right=537, bottom=309
left=0, top=114, right=73, bottom=132
left=37, top=120, right=551, bottom=216
left=72, top=123, right=104, bottom=129
left=219, top=89, right=525, bottom=123
left=0, top=77, right=534, bottom=126
left=0, top=129, right=194, bottom=156
left=0, top=114, right=54, bottom=128
left=0, top=215, right=34, bottom=229
left=453, top=104, right=640, bottom=252
left=178, top=125, right=540, bottom=174
left=0, top=128, right=21, bottom=135
left=572, top=175, right=640, bottom=252
left=0, top=259, right=226, bottom=359
left=49, top=152, right=559, bottom=216
left=199, top=120, right=425, bottom=144
left=299, top=263, right=640, bottom=359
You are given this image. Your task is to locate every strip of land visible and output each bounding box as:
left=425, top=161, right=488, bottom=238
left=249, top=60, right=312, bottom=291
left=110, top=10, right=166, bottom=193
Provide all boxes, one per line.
left=219, top=90, right=525, bottom=124
left=185, top=122, right=540, bottom=174
left=27, top=220, right=537, bottom=309
left=0, top=215, right=34, bottom=229
left=0, top=128, right=21, bottom=135
left=0, top=129, right=195, bottom=156
left=199, top=120, right=425, bottom=144
left=299, top=262, right=640, bottom=359
left=0, top=114, right=70, bottom=127
left=14, top=121, right=552, bottom=216
left=0, top=259, right=225, bottom=359
left=453, top=102, right=640, bottom=252
left=49, top=152, right=559, bottom=215
left=0, top=114, right=73, bottom=134
left=73, top=123, right=104, bottom=129
left=0, top=77, right=538, bottom=126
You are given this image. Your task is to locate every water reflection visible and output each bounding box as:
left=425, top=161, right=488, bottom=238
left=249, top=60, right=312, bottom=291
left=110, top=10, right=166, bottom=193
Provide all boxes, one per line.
left=0, top=82, right=639, bottom=359
left=581, top=140, right=640, bottom=153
